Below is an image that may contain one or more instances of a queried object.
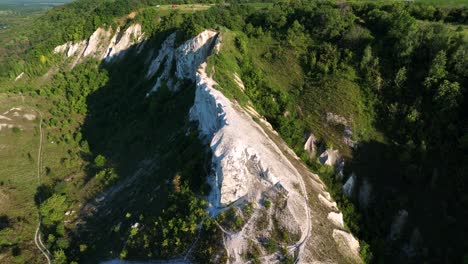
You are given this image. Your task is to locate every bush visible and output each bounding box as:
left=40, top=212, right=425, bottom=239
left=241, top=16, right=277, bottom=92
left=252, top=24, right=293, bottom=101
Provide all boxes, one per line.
left=93, top=155, right=107, bottom=168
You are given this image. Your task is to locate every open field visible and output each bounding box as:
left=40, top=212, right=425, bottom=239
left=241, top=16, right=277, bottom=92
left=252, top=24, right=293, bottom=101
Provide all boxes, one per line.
left=0, top=94, right=41, bottom=263
left=148, top=2, right=272, bottom=16
left=0, top=92, right=87, bottom=263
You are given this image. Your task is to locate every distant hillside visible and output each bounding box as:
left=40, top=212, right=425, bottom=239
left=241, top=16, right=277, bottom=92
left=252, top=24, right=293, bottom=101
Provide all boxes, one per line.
left=0, top=0, right=72, bottom=4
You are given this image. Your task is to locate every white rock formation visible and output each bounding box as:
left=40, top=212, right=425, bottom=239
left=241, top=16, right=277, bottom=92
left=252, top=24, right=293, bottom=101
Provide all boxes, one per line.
left=318, top=193, right=338, bottom=210
left=105, top=24, right=145, bottom=61
left=83, top=27, right=113, bottom=58
left=326, top=112, right=349, bottom=126
left=191, top=63, right=297, bottom=205
left=146, top=33, right=176, bottom=79
left=53, top=43, right=69, bottom=54
left=327, top=212, right=344, bottom=228
left=318, top=148, right=340, bottom=167
left=0, top=115, right=11, bottom=121
left=332, top=229, right=361, bottom=260
left=191, top=63, right=313, bottom=261
left=176, top=30, right=318, bottom=262
left=67, top=41, right=87, bottom=58
left=53, top=24, right=145, bottom=67
left=23, top=114, right=36, bottom=121
left=145, top=30, right=218, bottom=95
left=176, top=30, right=218, bottom=81
left=304, top=133, right=317, bottom=158
left=390, top=209, right=408, bottom=240
left=343, top=174, right=355, bottom=198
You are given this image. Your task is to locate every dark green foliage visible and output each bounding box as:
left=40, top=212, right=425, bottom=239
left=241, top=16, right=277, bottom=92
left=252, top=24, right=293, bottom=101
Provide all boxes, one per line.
left=125, top=183, right=208, bottom=258
left=93, top=155, right=106, bottom=168
left=263, top=238, right=277, bottom=253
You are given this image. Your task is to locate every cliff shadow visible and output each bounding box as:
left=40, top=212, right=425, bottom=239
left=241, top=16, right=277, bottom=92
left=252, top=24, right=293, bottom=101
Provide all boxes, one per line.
left=67, top=31, right=212, bottom=262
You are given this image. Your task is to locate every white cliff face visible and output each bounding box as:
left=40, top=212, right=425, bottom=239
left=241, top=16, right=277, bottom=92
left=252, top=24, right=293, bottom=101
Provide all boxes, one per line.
left=191, top=62, right=312, bottom=262
left=53, top=43, right=69, bottom=54
left=53, top=24, right=145, bottom=67
left=332, top=229, right=361, bottom=260
left=145, top=30, right=218, bottom=95
left=67, top=41, right=87, bottom=58
left=304, top=133, right=317, bottom=158
left=176, top=30, right=218, bottom=81
left=83, top=27, right=113, bottom=58
left=105, top=24, right=145, bottom=61
left=318, top=148, right=341, bottom=167
left=191, top=63, right=293, bottom=206
left=328, top=212, right=344, bottom=228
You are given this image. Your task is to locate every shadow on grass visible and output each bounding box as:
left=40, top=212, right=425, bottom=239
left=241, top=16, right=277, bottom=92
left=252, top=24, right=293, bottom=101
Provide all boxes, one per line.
left=54, top=31, right=213, bottom=262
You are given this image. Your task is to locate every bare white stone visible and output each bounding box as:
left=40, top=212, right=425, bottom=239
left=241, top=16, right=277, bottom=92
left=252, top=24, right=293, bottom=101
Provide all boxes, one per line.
left=304, top=133, right=317, bottom=158
left=327, top=212, right=344, bottom=228
left=332, top=229, right=360, bottom=259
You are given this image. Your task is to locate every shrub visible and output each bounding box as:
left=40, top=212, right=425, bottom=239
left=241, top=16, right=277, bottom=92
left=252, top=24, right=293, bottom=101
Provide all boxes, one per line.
left=93, top=155, right=107, bottom=168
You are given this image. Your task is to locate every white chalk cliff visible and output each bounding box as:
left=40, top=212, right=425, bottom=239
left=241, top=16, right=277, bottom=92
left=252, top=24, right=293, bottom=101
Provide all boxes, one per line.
left=53, top=24, right=145, bottom=67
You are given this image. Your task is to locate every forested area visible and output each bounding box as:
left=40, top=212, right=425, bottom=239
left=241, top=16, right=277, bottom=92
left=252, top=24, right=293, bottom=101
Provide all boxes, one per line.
left=0, top=0, right=467, bottom=263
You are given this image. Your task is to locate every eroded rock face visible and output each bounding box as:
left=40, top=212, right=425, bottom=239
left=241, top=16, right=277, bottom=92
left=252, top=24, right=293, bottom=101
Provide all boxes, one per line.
left=105, top=24, right=145, bottom=61
left=83, top=27, right=113, bottom=58
left=53, top=24, right=145, bottom=67
left=332, top=229, right=361, bottom=260
left=318, top=148, right=341, bottom=167
left=191, top=64, right=288, bottom=206
left=327, top=212, right=344, bottom=228
left=145, top=30, right=218, bottom=95
left=304, top=133, right=317, bottom=158
left=176, top=30, right=218, bottom=81
left=190, top=63, right=314, bottom=262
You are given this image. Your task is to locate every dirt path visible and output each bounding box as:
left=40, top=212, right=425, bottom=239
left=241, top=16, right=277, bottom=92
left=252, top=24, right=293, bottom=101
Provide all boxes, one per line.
left=31, top=109, right=52, bottom=264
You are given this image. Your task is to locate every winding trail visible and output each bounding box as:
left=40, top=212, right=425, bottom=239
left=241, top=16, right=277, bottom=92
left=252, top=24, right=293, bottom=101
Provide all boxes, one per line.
left=31, top=109, right=52, bottom=264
